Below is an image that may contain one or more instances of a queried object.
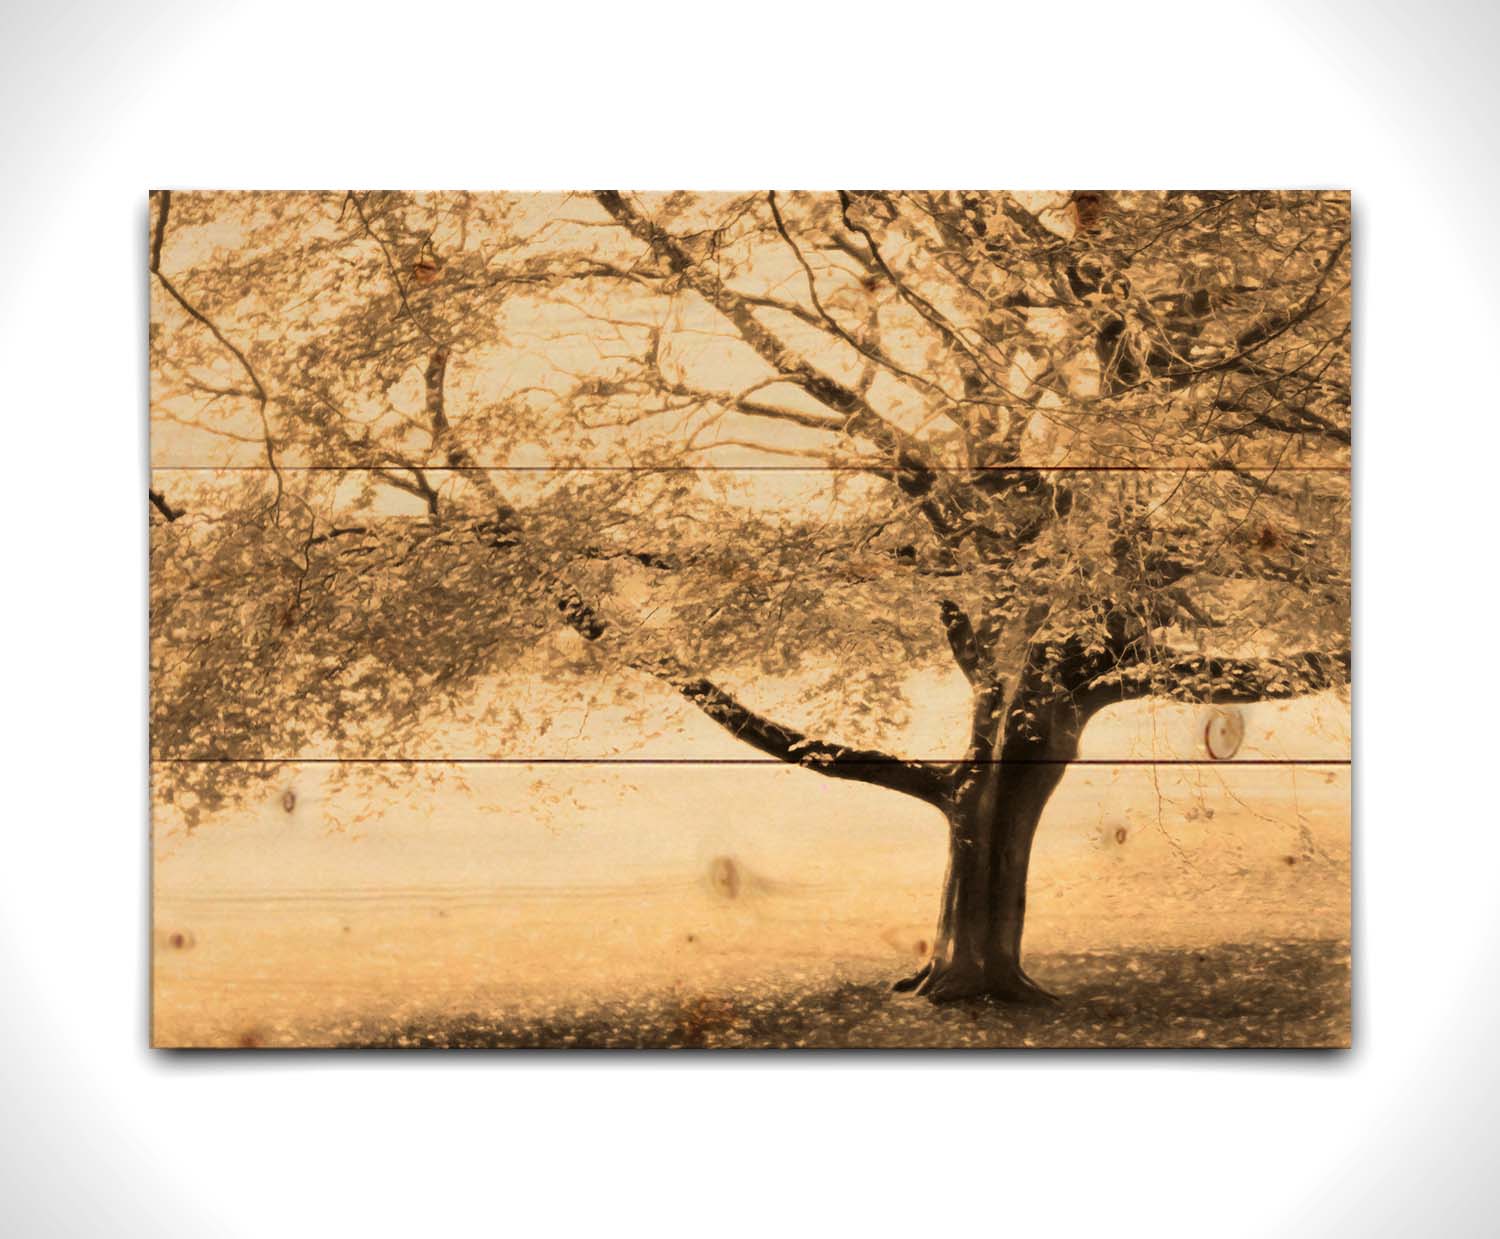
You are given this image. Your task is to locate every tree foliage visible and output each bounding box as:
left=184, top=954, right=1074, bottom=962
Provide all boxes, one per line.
left=150, top=190, right=1350, bottom=828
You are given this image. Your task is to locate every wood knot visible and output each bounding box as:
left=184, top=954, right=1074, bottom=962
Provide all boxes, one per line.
left=1071, top=192, right=1104, bottom=232
left=707, top=855, right=741, bottom=900
left=1204, top=708, right=1246, bottom=760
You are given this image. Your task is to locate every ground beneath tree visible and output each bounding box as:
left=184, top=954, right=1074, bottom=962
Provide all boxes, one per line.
left=336, top=939, right=1349, bottom=1050
left=155, top=754, right=1350, bottom=1049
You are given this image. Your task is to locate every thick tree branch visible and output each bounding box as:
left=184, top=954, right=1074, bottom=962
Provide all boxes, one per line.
left=374, top=466, right=442, bottom=516
left=149, top=190, right=169, bottom=272
left=938, top=599, right=985, bottom=684
left=149, top=488, right=182, bottom=522
left=674, top=679, right=950, bottom=805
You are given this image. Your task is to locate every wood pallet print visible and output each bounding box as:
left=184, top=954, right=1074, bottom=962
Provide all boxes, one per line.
left=149, top=190, right=1352, bottom=1049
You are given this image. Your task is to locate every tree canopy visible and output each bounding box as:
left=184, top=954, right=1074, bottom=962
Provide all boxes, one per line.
left=150, top=190, right=1350, bottom=832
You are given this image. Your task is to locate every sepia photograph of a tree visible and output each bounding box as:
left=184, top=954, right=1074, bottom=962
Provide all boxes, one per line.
left=150, top=189, right=1350, bottom=1046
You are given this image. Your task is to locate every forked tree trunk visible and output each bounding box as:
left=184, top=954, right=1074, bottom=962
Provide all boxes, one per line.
left=895, top=691, right=1083, bottom=1003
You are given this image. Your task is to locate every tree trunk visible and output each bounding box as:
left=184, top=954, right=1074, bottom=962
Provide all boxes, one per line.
left=895, top=689, right=1081, bottom=1003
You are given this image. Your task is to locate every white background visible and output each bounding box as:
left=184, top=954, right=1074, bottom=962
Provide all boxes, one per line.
left=2, top=1, right=1496, bottom=1234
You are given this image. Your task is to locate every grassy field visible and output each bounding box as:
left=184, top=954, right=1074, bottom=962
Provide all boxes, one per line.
left=336, top=939, right=1349, bottom=1050
left=154, top=757, right=1350, bottom=1049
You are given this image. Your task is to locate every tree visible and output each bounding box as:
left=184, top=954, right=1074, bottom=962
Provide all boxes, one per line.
left=150, top=189, right=1350, bottom=1003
